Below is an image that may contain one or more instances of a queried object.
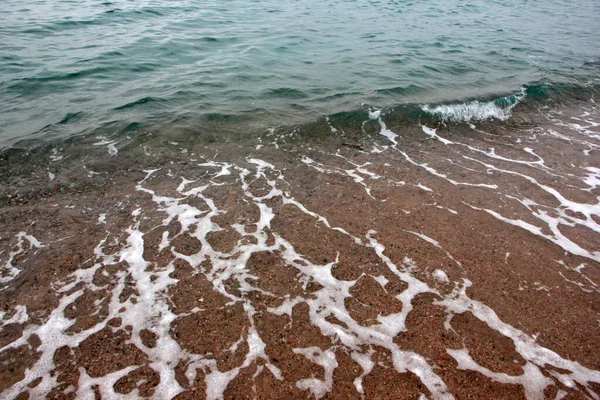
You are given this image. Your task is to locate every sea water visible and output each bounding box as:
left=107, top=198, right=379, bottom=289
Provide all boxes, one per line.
left=0, top=0, right=599, bottom=147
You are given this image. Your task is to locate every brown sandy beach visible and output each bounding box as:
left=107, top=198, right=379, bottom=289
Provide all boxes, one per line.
left=0, top=100, right=599, bottom=399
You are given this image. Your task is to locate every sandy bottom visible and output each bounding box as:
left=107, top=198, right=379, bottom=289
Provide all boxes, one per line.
left=1, top=102, right=600, bottom=399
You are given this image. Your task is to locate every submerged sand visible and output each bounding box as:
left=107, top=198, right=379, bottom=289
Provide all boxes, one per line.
left=0, top=101, right=599, bottom=399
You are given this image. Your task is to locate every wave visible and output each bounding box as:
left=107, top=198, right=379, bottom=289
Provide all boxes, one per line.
left=420, top=79, right=600, bottom=123
left=3, top=78, right=598, bottom=151
left=421, top=88, right=527, bottom=123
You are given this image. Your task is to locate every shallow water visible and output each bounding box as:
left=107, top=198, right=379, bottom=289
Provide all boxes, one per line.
left=1, top=2, right=600, bottom=399
left=1, top=98, right=599, bottom=399
left=1, top=0, right=599, bottom=146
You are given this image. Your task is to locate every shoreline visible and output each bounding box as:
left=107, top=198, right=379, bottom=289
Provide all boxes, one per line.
left=1, top=99, right=599, bottom=398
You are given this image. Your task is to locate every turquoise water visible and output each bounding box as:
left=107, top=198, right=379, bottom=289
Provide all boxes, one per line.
left=1, top=0, right=599, bottom=147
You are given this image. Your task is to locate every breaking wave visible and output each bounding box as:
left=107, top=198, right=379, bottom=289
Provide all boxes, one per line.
left=421, top=88, right=527, bottom=123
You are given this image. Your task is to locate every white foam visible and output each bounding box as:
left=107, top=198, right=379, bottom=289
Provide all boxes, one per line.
left=351, top=349, right=375, bottom=394
left=377, top=118, right=398, bottom=145
left=463, top=156, right=600, bottom=262
left=401, top=151, right=498, bottom=189
left=417, top=183, right=433, bottom=192
left=448, top=348, right=551, bottom=399
left=422, top=125, right=452, bottom=145
left=49, top=148, right=64, bottom=162
left=293, top=347, right=338, bottom=399
left=371, top=274, right=389, bottom=289
left=432, top=269, right=449, bottom=284
left=368, top=109, right=381, bottom=120
left=405, top=230, right=462, bottom=268
left=93, top=138, right=119, bottom=156
left=0, top=305, right=28, bottom=326
left=205, top=367, right=240, bottom=400
left=422, top=125, right=552, bottom=172
left=439, top=279, right=600, bottom=398
left=4, top=138, right=600, bottom=399
left=0, top=232, right=43, bottom=284
left=422, top=89, right=525, bottom=123
left=556, top=260, right=599, bottom=293
left=107, top=143, right=118, bottom=156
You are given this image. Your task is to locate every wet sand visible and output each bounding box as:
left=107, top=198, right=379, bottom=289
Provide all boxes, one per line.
left=1, top=101, right=600, bottom=399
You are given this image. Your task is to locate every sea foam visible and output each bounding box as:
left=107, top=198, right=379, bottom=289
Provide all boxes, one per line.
left=422, top=89, right=526, bottom=123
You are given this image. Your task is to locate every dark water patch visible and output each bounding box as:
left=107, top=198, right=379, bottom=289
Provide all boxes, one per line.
left=49, top=19, right=104, bottom=31
left=441, top=49, right=464, bottom=55
left=135, top=8, right=164, bottom=16
left=129, top=63, right=161, bottom=73
left=583, top=58, right=600, bottom=68
left=58, top=112, right=84, bottom=125
left=114, top=97, right=167, bottom=111
left=314, top=91, right=363, bottom=101
left=116, top=122, right=143, bottom=136
left=7, top=67, right=111, bottom=89
left=233, top=74, right=276, bottom=83
left=376, top=84, right=427, bottom=96
left=80, top=50, right=125, bottom=61
left=201, top=113, right=247, bottom=123
left=444, top=63, right=478, bottom=76
left=262, top=88, right=309, bottom=100
left=21, top=27, right=53, bottom=35
left=423, top=65, right=442, bottom=74
left=100, top=7, right=169, bottom=21
left=523, top=81, right=600, bottom=104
